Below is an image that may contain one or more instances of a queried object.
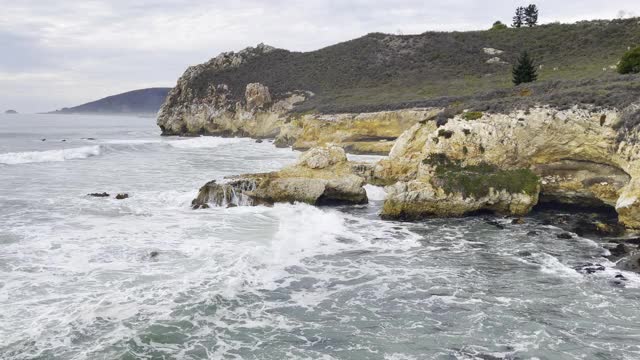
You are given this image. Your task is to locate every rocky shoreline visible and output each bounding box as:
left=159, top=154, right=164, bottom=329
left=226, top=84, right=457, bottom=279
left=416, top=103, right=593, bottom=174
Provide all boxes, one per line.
left=157, top=45, right=640, bottom=275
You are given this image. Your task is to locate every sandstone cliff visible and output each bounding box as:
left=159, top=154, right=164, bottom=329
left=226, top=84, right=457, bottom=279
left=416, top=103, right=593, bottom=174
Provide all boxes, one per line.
left=373, top=105, right=640, bottom=229
left=157, top=44, right=437, bottom=155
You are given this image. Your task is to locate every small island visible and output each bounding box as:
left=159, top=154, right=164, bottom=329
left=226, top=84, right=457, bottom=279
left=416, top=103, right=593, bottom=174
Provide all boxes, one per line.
left=4, top=109, right=18, bottom=114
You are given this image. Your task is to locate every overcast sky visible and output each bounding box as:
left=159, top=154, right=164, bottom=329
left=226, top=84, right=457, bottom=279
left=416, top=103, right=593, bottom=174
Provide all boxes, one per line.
left=1, top=0, right=638, bottom=113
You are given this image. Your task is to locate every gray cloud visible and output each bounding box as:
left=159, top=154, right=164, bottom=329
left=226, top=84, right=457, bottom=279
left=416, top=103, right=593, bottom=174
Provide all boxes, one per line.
left=1, top=0, right=638, bottom=113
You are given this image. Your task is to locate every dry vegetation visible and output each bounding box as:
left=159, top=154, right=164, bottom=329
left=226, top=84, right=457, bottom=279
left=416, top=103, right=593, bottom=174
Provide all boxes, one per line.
left=189, top=18, right=640, bottom=114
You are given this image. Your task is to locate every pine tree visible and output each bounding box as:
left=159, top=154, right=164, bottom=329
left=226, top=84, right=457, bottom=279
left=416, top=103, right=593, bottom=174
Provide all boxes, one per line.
left=512, top=51, right=538, bottom=85
left=512, top=7, right=524, bottom=28
left=524, top=4, right=539, bottom=27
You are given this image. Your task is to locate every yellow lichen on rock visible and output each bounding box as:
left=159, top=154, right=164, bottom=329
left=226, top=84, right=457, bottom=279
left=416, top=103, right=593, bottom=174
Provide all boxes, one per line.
left=374, top=105, right=640, bottom=227
left=289, top=109, right=441, bottom=155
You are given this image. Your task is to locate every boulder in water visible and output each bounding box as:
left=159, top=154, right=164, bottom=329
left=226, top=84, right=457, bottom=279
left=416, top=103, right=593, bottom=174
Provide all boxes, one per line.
left=574, top=263, right=605, bottom=274
left=557, top=232, right=574, bottom=240
left=115, top=193, right=129, bottom=200
left=88, top=192, right=110, bottom=198
left=192, top=146, right=368, bottom=208
left=606, top=243, right=631, bottom=259
left=485, top=219, right=506, bottom=229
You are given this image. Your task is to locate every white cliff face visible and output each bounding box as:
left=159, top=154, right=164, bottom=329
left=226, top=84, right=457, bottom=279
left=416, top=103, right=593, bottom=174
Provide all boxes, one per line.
left=376, top=105, right=640, bottom=228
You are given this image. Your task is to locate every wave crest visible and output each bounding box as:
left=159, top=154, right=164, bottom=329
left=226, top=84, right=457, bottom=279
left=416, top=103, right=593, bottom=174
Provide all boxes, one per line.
left=0, top=145, right=101, bottom=165
left=167, top=137, right=244, bottom=149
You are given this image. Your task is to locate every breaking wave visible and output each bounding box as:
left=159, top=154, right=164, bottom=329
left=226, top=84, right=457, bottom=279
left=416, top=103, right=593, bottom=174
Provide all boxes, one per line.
left=0, top=145, right=101, bottom=165
left=166, top=136, right=244, bottom=149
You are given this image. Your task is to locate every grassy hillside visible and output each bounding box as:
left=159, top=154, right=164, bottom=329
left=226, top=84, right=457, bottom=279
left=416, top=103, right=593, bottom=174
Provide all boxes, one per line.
left=190, top=18, right=640, bottom=113
left=51, top=88, right=171, bottom=115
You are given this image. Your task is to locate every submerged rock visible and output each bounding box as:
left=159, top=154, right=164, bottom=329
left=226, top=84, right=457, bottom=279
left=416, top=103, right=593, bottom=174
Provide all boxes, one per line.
left=88, top=192, right=110, bottom=198
left=192, top=146, right=368, bottom=208
left=617, top=252, right=640, bottom=273
left=485, top=219, right=506, bottom=229
left=606, top=243, right=631, bottom=258
left=557, top=233, right=574, bottom=240
left=574, top=263, right=606, bottom=274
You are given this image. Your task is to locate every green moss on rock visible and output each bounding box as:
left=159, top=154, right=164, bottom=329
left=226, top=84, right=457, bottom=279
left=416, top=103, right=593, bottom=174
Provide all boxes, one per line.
left=423, top=154, right=539, bottom=198
left=462, top=111, right=483, bottom=120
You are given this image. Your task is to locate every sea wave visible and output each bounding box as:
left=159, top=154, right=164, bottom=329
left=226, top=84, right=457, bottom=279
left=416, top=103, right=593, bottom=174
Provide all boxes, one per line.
left=166, top=136, right=244, bottom=149
left=0, top=145, right=101, bottom=165
left=101, top=139, right=162, bottom=145
left=364, top=184, right=387, bottom=201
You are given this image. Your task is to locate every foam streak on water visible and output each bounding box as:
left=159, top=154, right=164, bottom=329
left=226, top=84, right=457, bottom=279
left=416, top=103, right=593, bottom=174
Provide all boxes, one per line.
left=0, top=145, right=101, bottom=164
left=1, top=114, right=640, bottom=359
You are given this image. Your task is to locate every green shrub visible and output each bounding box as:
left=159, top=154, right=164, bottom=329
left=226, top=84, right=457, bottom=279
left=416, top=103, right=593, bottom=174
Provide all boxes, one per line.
left=491, top=21, right=508, bottom=30
left=617, top=46, right=640, bottom=74
left=437, top=129, right=454, bottom=138
left=463, top=111, right=483, bottom=120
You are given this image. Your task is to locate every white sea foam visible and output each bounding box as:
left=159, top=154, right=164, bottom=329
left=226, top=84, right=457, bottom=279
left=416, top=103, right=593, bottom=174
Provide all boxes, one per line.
left=101, top=139, right=162, bottom=145
left=534, top=253, right=583, bottom=280
left=166, top=136, right=244, bottom=149
left=364, top=184, right=387, bottom=201
left=0, top=145, right=101, bottom=165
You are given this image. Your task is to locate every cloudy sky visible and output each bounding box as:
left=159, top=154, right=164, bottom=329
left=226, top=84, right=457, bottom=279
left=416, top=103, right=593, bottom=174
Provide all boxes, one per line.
left=1, top=0, right=638, bottom=113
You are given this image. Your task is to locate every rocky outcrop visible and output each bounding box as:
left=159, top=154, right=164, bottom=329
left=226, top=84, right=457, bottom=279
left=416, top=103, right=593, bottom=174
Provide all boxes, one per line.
left=374, top=106, right=640, bottom=228
left=278, top=109, right=441, bottom=155
left=382, top=154, right=540, bottom=219
left=4, top=109, right=18, bottom=114
left=192, top=146, right=368, bottom=208
left=157, top=44, right=438, bottom=155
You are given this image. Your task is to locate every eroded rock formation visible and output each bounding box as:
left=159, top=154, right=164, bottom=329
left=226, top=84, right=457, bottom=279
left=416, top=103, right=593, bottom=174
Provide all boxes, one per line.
left=192, top=146, right=368, bottom=208
left=374, top=106, right=640, bottom=228
left=157, top=45, right=437, bottom=155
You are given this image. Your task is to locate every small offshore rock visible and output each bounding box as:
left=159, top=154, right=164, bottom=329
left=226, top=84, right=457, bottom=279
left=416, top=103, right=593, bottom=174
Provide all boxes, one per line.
left=485, top=219, right=505, bottom=229
left=557, top=232, right=574, bottom=240
left=511, top=218, right=525, bottom=225
left=517, top=250, right=532, bottom=257
left=115, top=193, right=129, bottom=200
left=574, top=263, right=605, bottom=274
left=41, top=138, right=46, bottom=141
left=88, top=192, right=110, bottom=198
left=617, top=253, right=640, bottom=273
left=594, top=221, right=623, bottom=236
left=608, top=243, right=630, bottom=258
left=149, top=251, right=159, bottom=258
left=526, top=230, right=539, bottom=236
left=255, top=139, right=264, bottom=143
left=614, top=274, right=628, bottom=280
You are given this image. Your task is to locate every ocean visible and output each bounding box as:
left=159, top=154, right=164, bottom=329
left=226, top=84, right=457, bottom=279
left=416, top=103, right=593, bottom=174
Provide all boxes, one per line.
left=1, top=114, right=639, bottom=359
